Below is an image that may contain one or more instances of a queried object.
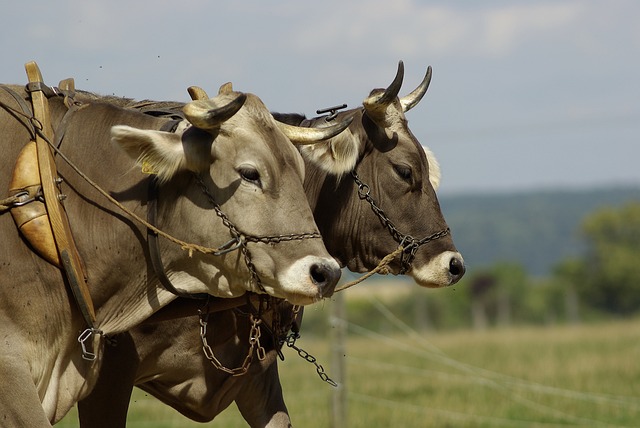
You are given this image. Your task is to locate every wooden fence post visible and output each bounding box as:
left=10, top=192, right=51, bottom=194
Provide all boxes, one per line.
left=330, top=292, right=347, bottom=428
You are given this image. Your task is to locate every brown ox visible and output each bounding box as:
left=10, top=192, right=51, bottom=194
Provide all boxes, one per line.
left=0, top=74, right=347, bottom=426
left=77, top=62, right=465, bottom=427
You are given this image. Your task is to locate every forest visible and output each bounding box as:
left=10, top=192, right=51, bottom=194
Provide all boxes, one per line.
left=440, top=185, right=640, bottom=276
left=304, top=184, right=640, bottom=333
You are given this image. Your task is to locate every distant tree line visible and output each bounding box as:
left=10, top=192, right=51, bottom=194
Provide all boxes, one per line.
left=303, top=200, right=640, bottom=335
left=439, top=186, right=640, bottom=276
left=427, top=200, right=640, bottom=330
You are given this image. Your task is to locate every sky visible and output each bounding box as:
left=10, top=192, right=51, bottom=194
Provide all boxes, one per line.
left=2, top=0, right=639, bottom=195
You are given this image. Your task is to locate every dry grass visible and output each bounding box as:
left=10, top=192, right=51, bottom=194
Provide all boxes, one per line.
left=58, top=315, right=640, bottom=427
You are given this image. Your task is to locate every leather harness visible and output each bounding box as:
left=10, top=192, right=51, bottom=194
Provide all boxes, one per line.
left=26, top=64, right=96, bottom=323
left=0, top=64, right=304, bottom=365
left=145, top=119, right=209, bottom=301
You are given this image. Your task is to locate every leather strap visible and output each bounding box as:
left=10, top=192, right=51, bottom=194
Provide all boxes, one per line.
left=0, top=85, right=36, bottom=138
left=143, top=295, right=247, bottom=324
left=24, top=61, right=97, bottom=326
left=52, top=78, right=86, bottom=150
left=147, top=175, right=208, bottom=300
left=25, top=81, right=60, bottom=98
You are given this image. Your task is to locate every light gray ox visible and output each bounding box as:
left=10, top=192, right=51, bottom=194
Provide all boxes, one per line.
left=77, top=62, right=465, bottom=427
left=0, top=77, right=350, bottom=426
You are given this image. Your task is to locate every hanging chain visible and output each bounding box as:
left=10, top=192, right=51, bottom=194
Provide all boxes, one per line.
left=283, top=330, right=337, bottom=387
left=198, top=296, right=336, bottom=386
left=196, top=169, right=450, bottom=381
left=199, top=300, right=266, bottom=376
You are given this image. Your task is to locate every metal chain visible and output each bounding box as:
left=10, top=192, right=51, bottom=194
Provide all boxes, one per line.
left=194, top=175, right=323, bottom=292
left=198, top=294, right=336, bottom=387
left=283, top=331, right=337, bottom=387
left=199, top=302, right=266, bottom=376
left=3, top=97, right=322, bottom=294
left=351, top=169, right=450, bottom=273
left=198, top=295, right=290, bottom=376
left=194, top=175, right=322, bottom=245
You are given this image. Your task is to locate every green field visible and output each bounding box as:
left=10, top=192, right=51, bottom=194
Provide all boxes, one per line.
left=58, top=313, right=640, bottom=427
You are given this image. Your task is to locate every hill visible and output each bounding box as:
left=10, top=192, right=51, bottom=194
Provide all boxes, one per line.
left=439, top=185, right=640, bottom=276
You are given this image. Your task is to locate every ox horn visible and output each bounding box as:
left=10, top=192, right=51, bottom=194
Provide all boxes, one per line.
left=187, top=84, right=233, bottom=102
left=218, top=82, right=233, bottom=94
left=400, top=65, right=432, bottom=112
left=363, top=60, right=405, bottom=109
left=182, top=93, right=247, bottom=130
left=187, top=85, right=209, bottom=101
left=277, top=117, right=353, bottom=144
left=186, top=84, right=352, bottom=143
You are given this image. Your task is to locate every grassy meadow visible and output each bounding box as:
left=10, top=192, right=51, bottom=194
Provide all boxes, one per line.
left=58, top=311, right=640, bottom=427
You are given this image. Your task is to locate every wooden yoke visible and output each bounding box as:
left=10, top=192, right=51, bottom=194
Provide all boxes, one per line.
left=24, top=61, right=96, bottom=326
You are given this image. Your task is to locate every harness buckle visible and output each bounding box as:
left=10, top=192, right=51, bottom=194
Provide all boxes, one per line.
left=77, top=328, right=103, bottom=361
left=10, top=190, right=35, bottom=207
left=212, top=235, right=244, bottom=256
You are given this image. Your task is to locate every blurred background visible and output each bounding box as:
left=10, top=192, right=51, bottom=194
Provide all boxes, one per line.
left=5, top=1, right=638, bottom=426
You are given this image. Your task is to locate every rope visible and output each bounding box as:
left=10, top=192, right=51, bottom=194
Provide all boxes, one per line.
left=334, top=246, right=404, bottom=292
left=37, top=129, right=240, bottom=257
left=0, top=195, right=22, bottom=212
left=44, top=123, right=399, bottom=287
left=4, top=103, right=398, bottom=289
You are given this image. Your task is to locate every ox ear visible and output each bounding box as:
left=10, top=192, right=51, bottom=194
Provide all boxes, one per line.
left=297, top=129, right=361, bottom=176
left=423, top=145, right=441, bottom=190
left=111, top=125, right=210, bottom=182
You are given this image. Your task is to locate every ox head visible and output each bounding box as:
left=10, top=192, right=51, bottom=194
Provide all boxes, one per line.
left=295, top=61, right=465, bottom=288
left=111, top=85, right=352, bottom=305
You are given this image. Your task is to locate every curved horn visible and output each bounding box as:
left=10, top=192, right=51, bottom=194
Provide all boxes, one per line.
left=277, top=117, right=353, bottom=145
left=218, top=82, right=234, bottom=94
left=363, top=60, right=405, bottom=108
left=182, top=93, right=247, bottom=130
left=187, top=86, right=209, bottom=101
left=400, top=66, right=432, bottom=112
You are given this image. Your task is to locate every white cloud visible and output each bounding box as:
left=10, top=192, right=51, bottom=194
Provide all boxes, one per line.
left=479, top=3, right=582, bottom=57
left=281, top=1, right=593, bottom=60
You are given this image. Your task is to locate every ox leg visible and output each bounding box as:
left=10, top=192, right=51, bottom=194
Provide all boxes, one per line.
left=235, top=361, right=292, bottom=428
left=0, top=354, right=53, bottom=427
left=77, top=333, right=139, bottom=428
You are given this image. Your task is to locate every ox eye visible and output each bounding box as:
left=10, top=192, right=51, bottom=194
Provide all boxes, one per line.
left=238, top=166, right=261, bottom=187
left=393, top=164, right=412, bottom=181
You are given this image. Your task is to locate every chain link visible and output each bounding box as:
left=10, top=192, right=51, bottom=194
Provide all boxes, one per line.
left=351, top=170, right=449, bottom=273
left=198, top=295, right=336, bottom=387
left=193, top=167, right=447, bottom=386
left=199, top=302, right=265, bottom=376
left=195, top=175, right=322, bottom=292
left=284, top=331, right=338, bottom=387
left=195, top=175, right=322, bottom=245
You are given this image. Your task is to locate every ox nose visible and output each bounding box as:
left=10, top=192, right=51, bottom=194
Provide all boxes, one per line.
left=449, top=255, right=466, bottom=284
left=310, top=262, right=341, bottom=297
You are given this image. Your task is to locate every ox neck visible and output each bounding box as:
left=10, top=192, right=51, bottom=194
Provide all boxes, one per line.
left=96, top=279, right=178, bottom=335
left=303, top=162, right=373, bottom=272
left=146, top=175, right=210, bottom=301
